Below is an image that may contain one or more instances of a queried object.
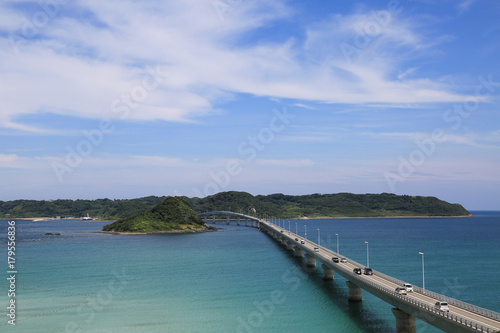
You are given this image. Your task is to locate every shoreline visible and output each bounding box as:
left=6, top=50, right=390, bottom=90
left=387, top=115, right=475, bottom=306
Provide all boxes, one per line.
left=292, top=214, right=474, bottom=219
left=98, top=226, right=217, bottom=235
left=3, top=214, right=473, bottom=222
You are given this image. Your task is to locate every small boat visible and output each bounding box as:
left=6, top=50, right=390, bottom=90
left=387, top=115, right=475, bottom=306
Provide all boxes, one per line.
left=81, top=213, right=92, bottom=221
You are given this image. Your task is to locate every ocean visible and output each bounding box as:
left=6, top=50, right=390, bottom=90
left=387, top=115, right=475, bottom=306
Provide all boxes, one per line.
left=1, top=211, right=499, bottom=332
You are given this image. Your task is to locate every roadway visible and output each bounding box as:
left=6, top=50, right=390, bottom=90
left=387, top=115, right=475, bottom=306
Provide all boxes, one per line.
left=261, top=220, right=500, bottom=333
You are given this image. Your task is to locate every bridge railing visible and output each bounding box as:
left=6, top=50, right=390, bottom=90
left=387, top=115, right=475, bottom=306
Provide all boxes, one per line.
left=373, top=269, right=500, bottom=322
left=357, top=272, right=499, bottom=333
left=262, top=221, right=500, bottom=332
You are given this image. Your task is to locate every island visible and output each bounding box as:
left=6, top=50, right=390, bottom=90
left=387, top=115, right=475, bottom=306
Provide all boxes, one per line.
left=101, top=197, right=214, bottom=234
left=0, top=191, right=471, bottom=220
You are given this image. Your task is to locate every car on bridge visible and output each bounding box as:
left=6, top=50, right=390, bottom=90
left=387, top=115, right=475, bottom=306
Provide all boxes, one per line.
left=363, top=267, right=373, bottom=275
left=332, top=257, right=339, bottom=263
left=295, top=238, right=298, bottom=241
left=353, top=267, right=362, bottom=275
left=300, top=240, right=305, bottom=244
left=314, top=247, right=319, bottom=252
left=395, top=287, right=407, bottom=295
left=435, top=301, right=450, bottom=312
left=340, top=258, right=347, bottom=263
left=402, top=283, right=413, bottom=292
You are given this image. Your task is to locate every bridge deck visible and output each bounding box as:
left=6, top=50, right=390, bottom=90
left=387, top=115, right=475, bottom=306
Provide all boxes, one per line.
left=199, top=211, right=500, bottom=332
left=260, top=219, right=500, bottom=333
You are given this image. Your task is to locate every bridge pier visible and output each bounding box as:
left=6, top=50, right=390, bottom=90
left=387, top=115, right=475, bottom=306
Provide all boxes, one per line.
left=212, top=216, right=215, bottom=224
left=294, top=246, right=303, bottom=258
left=321, top=264, right=334, bottom=280
left=226, top=216, right=230, bottom=225
left=245, top=219, right=248, bottom=226
left=281, top=238, right=287, bottom=245
left=391, top=308, right=416, bottom=333
left=237, top=217, right=240, bottom=226
left=305, top=254, right=316, bottom=267
left=346, top=281, right=362, bottom=302
left=286, top=241, right=294, bottom=251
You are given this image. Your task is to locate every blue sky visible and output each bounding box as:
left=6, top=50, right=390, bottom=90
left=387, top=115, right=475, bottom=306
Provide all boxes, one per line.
left=0, top=0, right=499, bottom=210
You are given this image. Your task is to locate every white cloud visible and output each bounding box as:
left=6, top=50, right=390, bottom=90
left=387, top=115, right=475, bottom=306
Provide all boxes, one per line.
left=0, top=1, right=474, bottom=133
left=375, top=131, right=500, bottom=148
left=255, top=159, right=314, bottom=167
left=458, top=0, right=478, bottom=13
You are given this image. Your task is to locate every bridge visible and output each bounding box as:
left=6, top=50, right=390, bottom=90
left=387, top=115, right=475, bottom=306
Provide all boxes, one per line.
left=200, top=211, right=500, bottom=333
left=199, top=211, right=261, bottom=227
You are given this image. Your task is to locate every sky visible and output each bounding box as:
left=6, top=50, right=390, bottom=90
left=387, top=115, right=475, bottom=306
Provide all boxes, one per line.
left=0, top=0, right=499, bottom=210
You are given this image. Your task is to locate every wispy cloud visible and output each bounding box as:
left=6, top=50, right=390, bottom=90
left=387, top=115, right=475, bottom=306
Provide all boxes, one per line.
left=0, top=0, right=473, bottom=133
left=458, top=0, right=478, bottom=13
left=256, top=159, right=314, bottom=167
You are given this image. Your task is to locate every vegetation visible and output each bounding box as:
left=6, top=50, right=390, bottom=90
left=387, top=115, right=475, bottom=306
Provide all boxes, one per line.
left=188, top=191, right=471, bottom=218
left=0, top=196, right=166, bottom=220
left=0, top=191, right=471, bottom=220
left=102, top=197, right=206, bottom=233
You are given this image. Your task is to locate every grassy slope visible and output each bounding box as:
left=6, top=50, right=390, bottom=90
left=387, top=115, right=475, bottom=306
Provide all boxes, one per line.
left=101, top=197, right=205, bottom=233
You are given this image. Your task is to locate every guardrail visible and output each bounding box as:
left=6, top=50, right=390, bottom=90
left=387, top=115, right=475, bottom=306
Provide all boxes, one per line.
left=261, top=221, right=500, bottom=333
left=358, top=271, right=499, bottom=333
left=374, top=269, right=500, bottom=322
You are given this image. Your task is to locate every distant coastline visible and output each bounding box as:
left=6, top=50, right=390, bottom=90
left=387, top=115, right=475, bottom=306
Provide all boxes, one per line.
left=4, top=214, right=473, bottom=221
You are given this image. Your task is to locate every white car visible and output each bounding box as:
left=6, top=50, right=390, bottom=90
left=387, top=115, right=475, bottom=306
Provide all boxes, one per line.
left=435, top=301, right=450, bottom=312
left=402, top=283, right=413, bottom=292
left=314, top=247, right=319, bottom=252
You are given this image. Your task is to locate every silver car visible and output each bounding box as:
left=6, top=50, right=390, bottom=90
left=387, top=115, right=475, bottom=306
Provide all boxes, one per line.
left=435, top=301, right=450, bottom=312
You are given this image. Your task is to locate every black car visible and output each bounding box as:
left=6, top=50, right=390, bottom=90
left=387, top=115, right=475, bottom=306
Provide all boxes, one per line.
left=353, top=267, right=362, bottom=275
left=363, top=267, right=373, bottom=275
left=295, top=238, right=299, bottom=241
left=332, top=257, right=339, bottom=263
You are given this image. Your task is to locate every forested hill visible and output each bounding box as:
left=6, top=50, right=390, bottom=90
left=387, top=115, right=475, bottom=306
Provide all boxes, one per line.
left=188, top=192, right=471, bottom=218
left=102, top=197, right=207, bottom=233
left=0, top=192, right=471, bottom=220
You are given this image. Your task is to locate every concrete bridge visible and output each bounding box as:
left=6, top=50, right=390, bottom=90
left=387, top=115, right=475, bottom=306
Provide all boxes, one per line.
left=199, top=211, right=261, bottom=227
left=200, top=211, right=500, bottom=333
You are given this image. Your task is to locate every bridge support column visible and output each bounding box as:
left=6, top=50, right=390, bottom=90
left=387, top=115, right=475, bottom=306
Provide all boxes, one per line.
left=321, top=264, right=334, bottom=280
left=212, top=216, right=215, bottom=224
left=391, top=308, right=416, bottom=333
left=226, top=216, right=230, bottom=225
left=346, top=281, right=362, bottom=302
left=286, top=241, right=294, bottom=251
left=305, top=254, right=316, bottom=267
left=237, top=217, right=240, bottom=226
left=245, top=219, right=248, bottom=226
left=294, top=246, right=303, bottom=258
left=203, top=216, right=207, bottom=223
left=281, top=238, right=287, bottom=245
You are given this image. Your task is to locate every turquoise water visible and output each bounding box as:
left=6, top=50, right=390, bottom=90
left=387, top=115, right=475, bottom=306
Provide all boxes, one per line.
left=1, top=212, right=499, bottom=332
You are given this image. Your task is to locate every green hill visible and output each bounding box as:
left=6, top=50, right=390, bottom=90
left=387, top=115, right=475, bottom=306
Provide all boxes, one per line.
left=0, top=192, right=471, bottom=220
left=101, top=197, right=210, bottom=233
left=0, top=196, right=166, bottom=220
left=187, top=191, right=471, bottom=218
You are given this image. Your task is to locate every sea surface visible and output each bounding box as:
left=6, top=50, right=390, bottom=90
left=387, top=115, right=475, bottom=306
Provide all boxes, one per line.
left=1, top=211, right=499, bottom=332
